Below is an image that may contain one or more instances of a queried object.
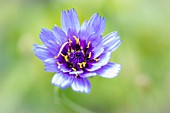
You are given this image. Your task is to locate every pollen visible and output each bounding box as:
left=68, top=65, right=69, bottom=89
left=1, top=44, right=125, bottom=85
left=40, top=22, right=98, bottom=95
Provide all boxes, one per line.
left=57, top=62, right=60, bottom=65
left=78, top=62, right=86, bottom=68
left=72, top=68, right=76, bottom=71
left=60, top=53, right=69, bottom=62
left=73, top=36, right=80, bottom=45
left=88, top=52, right=92, bottom=58
left=86, top=42, right=91, bottom=48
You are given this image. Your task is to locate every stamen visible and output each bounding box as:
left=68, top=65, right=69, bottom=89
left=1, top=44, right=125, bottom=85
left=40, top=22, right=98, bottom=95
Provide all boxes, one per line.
left=86, top=42, right=91, bottom=48
left=57, top=62, right=61, bottom=68
left=82, top=62, right=86, bottom=67
left=57, top=62, right=60, bottom=65
left=78, top=62, right=86, bottom=68
left=88, top=52, right=92, bottom=58
left=73, top=36, right=80, bottom=45
left=94, top=58, right=100, bottom=62
left=78, top=63, right=83, bottom=68
left=60, top=53, right=69, bottom=62
left=72, top=68, right=76, bottom=71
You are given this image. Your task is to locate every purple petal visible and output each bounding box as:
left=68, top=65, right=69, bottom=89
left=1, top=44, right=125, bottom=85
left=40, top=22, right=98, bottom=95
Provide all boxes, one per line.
left=86, top=52, right=111, bottom=71
left=79, top=20, right=88, bottom=40
left=91, top=46, right=104, bottom=59
left=33, top=44, right=53, bottom=61
left=94, top=52, right=111, bottom=66
left=40, top=28, right=60, bottom=55
left=43, top=58, right=59, bottom=72
left=71, top=78, right=91, bottom=93
left=52, top=73, right=74, bottom=89
left=87, top=34, right=102, bottom=47
left=87, top=13, right=106, bottom=35
left=102, top=32, right=121, bottom=52
left=52, top=25, right=68, bottom=44
left=67, top=28, right=79, bottom=49
left=95, top=62, right=121, bottom=78
left=61, top=9, right=80, bottom=33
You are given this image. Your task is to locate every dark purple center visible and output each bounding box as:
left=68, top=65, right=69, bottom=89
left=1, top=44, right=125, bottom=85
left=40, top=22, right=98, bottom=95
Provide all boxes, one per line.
left=54, top=36, right=99, bottom=76
left=69, top=51, right=85, bottom=66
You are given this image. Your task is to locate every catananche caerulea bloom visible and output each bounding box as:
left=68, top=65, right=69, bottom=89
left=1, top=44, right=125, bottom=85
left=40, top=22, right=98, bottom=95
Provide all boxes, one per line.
left=33, top=9, right=121, bottom=93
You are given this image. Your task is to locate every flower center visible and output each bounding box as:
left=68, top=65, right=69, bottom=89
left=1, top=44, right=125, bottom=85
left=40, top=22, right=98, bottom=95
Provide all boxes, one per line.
left=69, top=51, right=85, bottom=66
left=54, top=35, right=98, bottom=76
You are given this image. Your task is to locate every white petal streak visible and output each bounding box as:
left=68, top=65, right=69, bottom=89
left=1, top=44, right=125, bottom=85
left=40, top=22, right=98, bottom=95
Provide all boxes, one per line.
left=102, top=32, right=121, bottom=52
left=96, top=62, right=121, bottom=78
left=52, top=73, right=74, bottom=89
left=71, top=78, right=91, bottom=94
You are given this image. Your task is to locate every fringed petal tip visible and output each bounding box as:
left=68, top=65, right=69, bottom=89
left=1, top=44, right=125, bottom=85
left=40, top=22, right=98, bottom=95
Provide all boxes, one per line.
left=61, top=8, right=80, bottom=33
left=52, top=73, right=74, bottom=89
left=71, top=78, right=91, bottom=94
left=96, top=62, right=122, bottom=78
left=102, top=32, right=121, bottom=52
left=33, top=44, right=53, bottom=61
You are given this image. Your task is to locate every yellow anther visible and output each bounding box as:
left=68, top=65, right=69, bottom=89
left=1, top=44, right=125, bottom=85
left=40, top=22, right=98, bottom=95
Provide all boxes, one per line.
left=60, top=53, right=65, bottom=57
left=94, top=58, right=100, bottom=62
left=57, top=62, right=60, bottom=65
left=60, top=53, right=69, bottom=62
left=64, top=55, right=69, bottom=62
left=82, top=62, right=86, bottom=67
left=73, top=36, right=80, bottom=45
left=54, top=56, right=58, bottom=59
left=88, top=52, right=92, bottom=58
left=72, top=68, right=76, bottom=71
left=78, top=62, right=86, bottom=68
left=86, top=42, right=91, bottom=48
left=78, top=63, right=83, bottom=68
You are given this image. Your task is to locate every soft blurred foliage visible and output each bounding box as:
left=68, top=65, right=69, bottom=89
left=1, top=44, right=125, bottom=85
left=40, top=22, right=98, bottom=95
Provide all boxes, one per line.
left=0, top=0, right=170, bottom=113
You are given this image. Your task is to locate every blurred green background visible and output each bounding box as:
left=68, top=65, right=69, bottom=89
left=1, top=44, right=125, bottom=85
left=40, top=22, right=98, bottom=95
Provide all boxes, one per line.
left=0, top=0, right=170, bottom=113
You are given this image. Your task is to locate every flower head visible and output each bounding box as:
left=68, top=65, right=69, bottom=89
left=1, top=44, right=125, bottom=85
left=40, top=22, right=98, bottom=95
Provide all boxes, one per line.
left=33, top=9, right=121, bottom=93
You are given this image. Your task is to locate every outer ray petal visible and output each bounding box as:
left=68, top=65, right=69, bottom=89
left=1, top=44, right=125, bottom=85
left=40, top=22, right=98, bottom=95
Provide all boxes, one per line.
left=33, top=44, right=53, bottom=61
left=40, top=28, right=60, bottom=55
left=43, top=58, right=59, bottom=72
left=95, top=62, right=121, bottom=78
left=87, top=13, right=106, bottom=35
left=52, top=73, right=74, bottom=89
left=52, top=25, right=68, bottom=44
left=86, top=52, right=111, bottom=71
left=102, top=32, right=122, bottom=52
left=61, top=9, right=80, bottom=33
left=71, top=78, right=91, bottom=93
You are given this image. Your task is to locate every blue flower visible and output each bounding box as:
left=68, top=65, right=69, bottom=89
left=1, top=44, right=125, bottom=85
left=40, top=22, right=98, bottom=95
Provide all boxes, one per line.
left=33, top=9, right=121, bottom=94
